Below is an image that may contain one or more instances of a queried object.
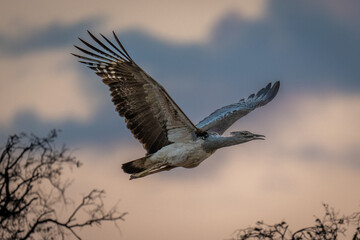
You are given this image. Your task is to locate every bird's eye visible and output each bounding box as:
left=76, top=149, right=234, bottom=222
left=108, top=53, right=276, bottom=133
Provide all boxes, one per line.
left=199, top=132, right=209, bottom=140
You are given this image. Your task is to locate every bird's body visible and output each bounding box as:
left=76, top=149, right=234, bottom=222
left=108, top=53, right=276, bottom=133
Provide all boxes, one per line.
left=73, top=31, right=280, bottom=180
left=151, top=139, right=212, bottom=168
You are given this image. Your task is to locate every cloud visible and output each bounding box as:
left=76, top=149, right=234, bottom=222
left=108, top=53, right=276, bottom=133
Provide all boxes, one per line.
left=0, top=49, right=99, bottom=127
left=209, top=1, right=360, bottom=91
left=0, top=0, right=267, bottom=44
left=296, top=0, right=360, bottom=24
left=270, top=93, right=360, bottom=165
left=0, top=18, right=101, bottom=55
left=225, top=91, right=360, bottom=172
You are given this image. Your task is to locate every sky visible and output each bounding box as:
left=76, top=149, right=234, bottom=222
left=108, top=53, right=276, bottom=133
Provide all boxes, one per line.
left=1, top=0, right=360, bottom=239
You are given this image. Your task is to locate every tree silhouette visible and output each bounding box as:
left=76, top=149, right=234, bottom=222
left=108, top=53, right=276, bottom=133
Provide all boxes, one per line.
left=230, top=204, right=360, bottom=240
left=0, top=130, right=127, bottom=240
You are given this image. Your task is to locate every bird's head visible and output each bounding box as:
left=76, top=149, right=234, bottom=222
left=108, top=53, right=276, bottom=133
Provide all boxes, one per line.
left=230, top=131, right=265, bottom=142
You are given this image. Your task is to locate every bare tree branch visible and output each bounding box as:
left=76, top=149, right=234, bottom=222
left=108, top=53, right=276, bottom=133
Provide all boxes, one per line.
left=0, top=130, right=127, bottom=240
left=230, top=203, right=360, bottom=240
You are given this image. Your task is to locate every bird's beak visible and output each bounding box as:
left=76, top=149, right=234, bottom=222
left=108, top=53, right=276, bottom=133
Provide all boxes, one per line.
left=253, top=134, right=265, bottom=140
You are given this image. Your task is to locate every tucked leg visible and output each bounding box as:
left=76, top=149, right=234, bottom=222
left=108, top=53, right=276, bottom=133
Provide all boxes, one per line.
left=130, top=165, right=176, bottom=180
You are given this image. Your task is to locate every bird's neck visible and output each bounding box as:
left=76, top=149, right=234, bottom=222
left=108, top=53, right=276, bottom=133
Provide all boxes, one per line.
left=202, top=135, right=248, bottom=152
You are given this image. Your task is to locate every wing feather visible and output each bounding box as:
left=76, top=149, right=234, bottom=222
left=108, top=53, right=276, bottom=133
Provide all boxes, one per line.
left=73, top=31, right=203, bottom=154
left=196, top=81, right=280, bottom=135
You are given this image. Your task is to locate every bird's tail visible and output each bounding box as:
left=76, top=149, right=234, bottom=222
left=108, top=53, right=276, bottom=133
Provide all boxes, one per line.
left=122, top=156, right=151, bottom=174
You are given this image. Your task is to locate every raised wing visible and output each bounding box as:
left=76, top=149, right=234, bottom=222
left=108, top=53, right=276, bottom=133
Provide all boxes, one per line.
left=73, top=31, right=203, bottom=154
left=196, top=81, right=280, bottom=135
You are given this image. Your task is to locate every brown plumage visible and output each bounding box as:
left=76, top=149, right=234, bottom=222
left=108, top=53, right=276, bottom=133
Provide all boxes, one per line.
left=73, top=31, right=204, bottom=155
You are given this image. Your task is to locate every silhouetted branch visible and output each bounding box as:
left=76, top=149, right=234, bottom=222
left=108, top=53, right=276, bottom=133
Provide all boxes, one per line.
left=0, top=130, right=127, bottom=240
left=230, top=203, right=360, bottom=240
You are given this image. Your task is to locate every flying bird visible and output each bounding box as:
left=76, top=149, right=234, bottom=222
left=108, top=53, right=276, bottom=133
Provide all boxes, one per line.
left=72, top=31, right=280, bottom=180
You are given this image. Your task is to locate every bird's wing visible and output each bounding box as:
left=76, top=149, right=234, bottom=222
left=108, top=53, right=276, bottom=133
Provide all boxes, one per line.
left=73, top=31, right=203, bottom=154
left=196, top=81, right=280, bottom=135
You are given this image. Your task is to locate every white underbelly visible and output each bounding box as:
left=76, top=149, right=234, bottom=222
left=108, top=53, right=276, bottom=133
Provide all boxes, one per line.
left=149, top=139, right=213, bottom=168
